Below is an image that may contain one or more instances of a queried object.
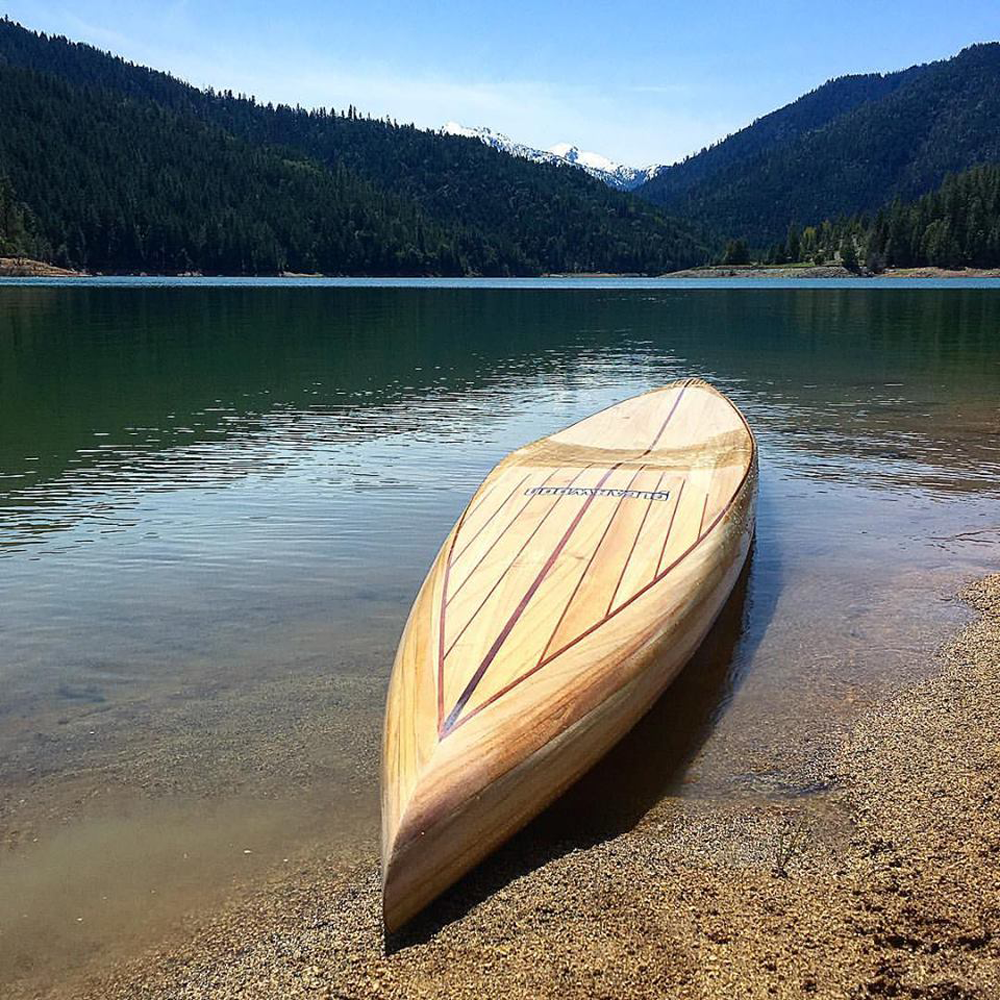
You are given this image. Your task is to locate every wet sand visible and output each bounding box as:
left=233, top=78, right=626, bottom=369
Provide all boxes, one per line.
left=16, top=573, right=996, bottom=1000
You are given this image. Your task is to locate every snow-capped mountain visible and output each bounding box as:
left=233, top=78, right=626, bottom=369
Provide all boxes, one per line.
left=545, top=142, right=660, bottom=191
left=441, top=122, right=661, bottom=191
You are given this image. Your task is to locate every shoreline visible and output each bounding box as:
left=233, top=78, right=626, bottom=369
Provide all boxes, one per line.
left=21, top=572, right=1000, bottom=999
left=3, top=257, right=1000, bottom=281
left=659, top=264, right=1000, bottom=279
left=0, top=257, right=81, bottom=278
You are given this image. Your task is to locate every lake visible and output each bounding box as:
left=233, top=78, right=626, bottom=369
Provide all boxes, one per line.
left=1, top=279, right=999, bottom=993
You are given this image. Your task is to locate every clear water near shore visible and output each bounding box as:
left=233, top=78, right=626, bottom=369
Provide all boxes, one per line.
left=1, top=280, right=999, bottom=993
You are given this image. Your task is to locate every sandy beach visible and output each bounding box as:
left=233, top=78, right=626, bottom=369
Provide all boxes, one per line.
left=16, top=572, right=992, bottom=1000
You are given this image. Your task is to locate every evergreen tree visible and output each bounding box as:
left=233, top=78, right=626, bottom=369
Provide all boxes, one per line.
left=785, top=223, right=802, bottom=262
left=767, top=241, right=787, bottom=265
left=0, top=18, right=706, bottom=275
left=720, top=238, right=751, bottom=265
left=839, top=236, right=860, bottom=272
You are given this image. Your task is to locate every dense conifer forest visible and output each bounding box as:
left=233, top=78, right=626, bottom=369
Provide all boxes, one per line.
left=0, top=18, right=704, bottom=275
left=740, top=164, right=1000, bottom=271
left=636, top=43, right=1000, bottom=249
left=3, top=17, right=1000, bottom=275
left=0, top=173, right=46, bottom=259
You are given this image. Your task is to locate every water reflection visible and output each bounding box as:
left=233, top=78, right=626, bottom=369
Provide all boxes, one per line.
left=3, top=286, right=999, bottom=528
left=1, top=283, right=999, bottom=989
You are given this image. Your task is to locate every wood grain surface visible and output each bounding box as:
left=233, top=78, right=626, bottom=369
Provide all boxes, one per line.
left=381, top=378, right=758, bottom=931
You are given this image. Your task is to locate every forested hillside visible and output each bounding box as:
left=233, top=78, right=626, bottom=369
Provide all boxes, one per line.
left=636, top=43, right=1000, bottom=246
left=0, top=174, right=46, bottom=259
left=0, top=64, right=477, bottom=274
left=0, top=18, right=705, bottom=275
left=5, top=17, right=1000, bottom=275
left=746, top=164, right=1000, bottom=271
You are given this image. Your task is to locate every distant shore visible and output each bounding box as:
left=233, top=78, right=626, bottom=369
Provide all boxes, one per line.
left=4, top=257, right=1000, bottom=281
left=0, top=256, right=81, bottom=277
left=660, top=263, right=1000, bottom=279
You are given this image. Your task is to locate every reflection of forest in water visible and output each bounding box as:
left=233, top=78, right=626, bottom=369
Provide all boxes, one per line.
left=2, top=286, right=998, bottom=532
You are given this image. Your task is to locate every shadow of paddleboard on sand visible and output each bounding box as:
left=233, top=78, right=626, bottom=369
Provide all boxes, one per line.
left=387, top=540, right=779, bottom=950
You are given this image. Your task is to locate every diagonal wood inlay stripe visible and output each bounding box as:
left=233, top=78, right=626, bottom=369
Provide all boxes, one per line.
left=639, top=384, right=688, bottom=456
left=462, top=476, right=502, bottom=525
left=440, top=464, right=620, bottom=735
left=435, top=511, right=466, bottom=729
left=606, top=469, right=667, bottom=616
left=697, top=493, right=709, bottom=538
left=441, top=466, right=590, bottom=663
left=451, top=473, right=532, bottom=567
left=656, top=478, right=685, bottom=578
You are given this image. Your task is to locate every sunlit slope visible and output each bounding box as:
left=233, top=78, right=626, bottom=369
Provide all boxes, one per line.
left=637, top=43, right=1000, bottom=245
left=0, top=18, right=705, bottom=275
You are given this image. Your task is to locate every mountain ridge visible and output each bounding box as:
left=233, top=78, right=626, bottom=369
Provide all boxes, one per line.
left=440, top=122, right=659, bottom=191
left=0, top=17, right=705, bottom=275
left=3, top=17, right=1000, bottom=272
left=634, top=43, right=1000, bottom=245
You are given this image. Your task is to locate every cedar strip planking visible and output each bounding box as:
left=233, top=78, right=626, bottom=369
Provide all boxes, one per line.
left=382, top=378, right=757, bottom=931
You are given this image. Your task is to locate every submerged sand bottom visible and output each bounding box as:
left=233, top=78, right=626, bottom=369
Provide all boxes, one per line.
left=35, top=575, right=997, bottom=1000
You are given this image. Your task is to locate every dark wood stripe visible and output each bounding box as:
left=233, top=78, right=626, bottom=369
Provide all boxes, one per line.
left=606, top=469, right=666, bottom=616
left=441, top=466, right=588, bottom=663
left=536, top=467, right=641, bottom=664
left=441, top=465, right=619, bottom=735
left=449, top=433, right=756, bottom=734
left=451, top=473, right=531, bottom=567
left=447, top=471, right=557, bottom=607
left=639, top=384, right=687, bottom=457
left=656, top=478, right=685, bottom=577
left=697, top=492, right=709, bottom=538
left=436, top=514, right=466, bottom=730
left=462, top=476, right=503, bottom=524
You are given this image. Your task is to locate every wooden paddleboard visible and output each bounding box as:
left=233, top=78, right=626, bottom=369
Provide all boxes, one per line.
left=381, top=378, right=757, bottom=931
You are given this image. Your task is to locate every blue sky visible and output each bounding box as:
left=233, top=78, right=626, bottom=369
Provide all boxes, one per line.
left=6, top=2, right=1000, bottom=165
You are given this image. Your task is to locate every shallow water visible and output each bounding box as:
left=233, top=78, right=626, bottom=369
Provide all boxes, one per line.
left=1, top=281, right=999, bottom=990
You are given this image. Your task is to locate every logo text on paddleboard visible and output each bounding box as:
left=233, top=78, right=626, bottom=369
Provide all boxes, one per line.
left=525, top=486, right=671, bottom=501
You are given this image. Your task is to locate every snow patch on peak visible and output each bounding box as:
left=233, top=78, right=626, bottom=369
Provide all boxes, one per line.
left=547, top=142, right=577, bottom=159
left=441, top=122, right=661, bottom=191
left=442, top=121, right=480, bottom=139
left=442, top=122, right=519, bottom=146
left=547, top=143, right=621, bottom=175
